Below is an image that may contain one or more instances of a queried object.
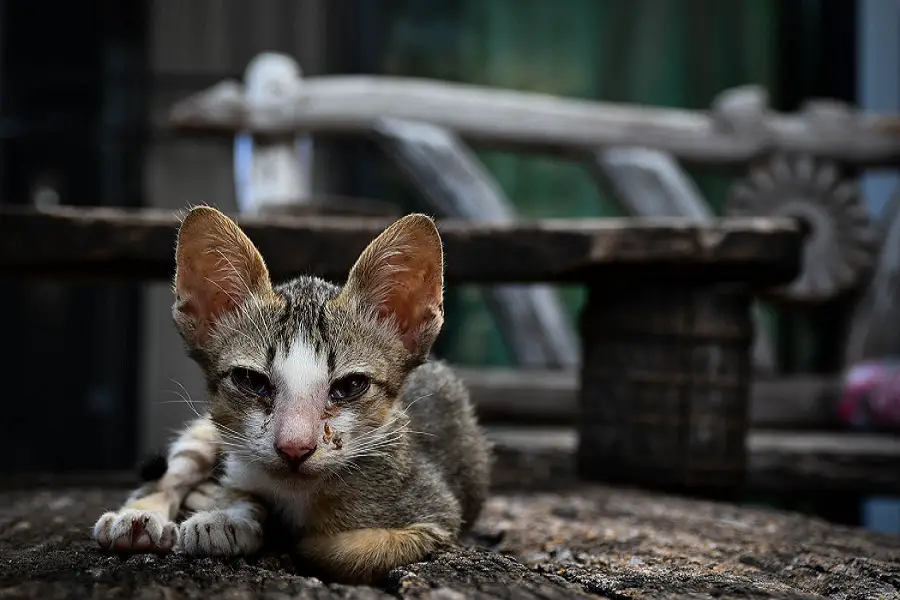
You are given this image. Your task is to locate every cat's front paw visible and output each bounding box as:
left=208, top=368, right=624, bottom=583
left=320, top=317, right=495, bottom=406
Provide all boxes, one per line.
left=93, top=509, right=178, bottom=553
left=178, top=510, right=263, bottom=556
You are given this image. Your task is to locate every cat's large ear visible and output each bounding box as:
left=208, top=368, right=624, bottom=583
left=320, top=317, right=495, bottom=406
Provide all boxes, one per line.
left=172, top=206, right=272, bottom=346
left=341, top=213, right=444, bottom=359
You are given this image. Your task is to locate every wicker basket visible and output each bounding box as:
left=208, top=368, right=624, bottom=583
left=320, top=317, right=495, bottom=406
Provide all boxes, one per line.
left=576, top=283, right=753, bottom=500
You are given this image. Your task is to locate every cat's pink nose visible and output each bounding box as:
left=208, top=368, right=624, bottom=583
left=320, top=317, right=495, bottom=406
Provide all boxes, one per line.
left=274, top=441, right=316, bottom=466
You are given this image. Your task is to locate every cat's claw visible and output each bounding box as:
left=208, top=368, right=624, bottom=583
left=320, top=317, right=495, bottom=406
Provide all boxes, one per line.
left=178, top=510, right=263, bottom=556
left=93, top=509, right=178, bottom=553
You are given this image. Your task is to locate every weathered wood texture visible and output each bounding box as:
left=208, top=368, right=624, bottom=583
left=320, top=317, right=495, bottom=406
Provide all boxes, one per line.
left=2, top=483, right=898, bottom=599
left=488, top=426, right=900, bottom=496
left=375, top=118, right=580, bottom=369
left=0, top=206, right=802, bottom=286
left=458, top=368, right=841, bottom=430
left=577, top=284, right=755, bottom=495
left=167, top=76, right=900, bottom=167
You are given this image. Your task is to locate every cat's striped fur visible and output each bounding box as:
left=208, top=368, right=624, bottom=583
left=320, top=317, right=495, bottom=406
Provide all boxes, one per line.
left=93, top=207, right=492, bottom=583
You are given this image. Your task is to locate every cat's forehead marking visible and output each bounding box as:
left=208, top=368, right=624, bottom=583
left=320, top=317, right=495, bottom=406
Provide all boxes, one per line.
left=277, top=332, right=328, bottom=398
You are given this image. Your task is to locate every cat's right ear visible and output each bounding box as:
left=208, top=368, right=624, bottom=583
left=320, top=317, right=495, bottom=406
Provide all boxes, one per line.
left=172, top=206, right=272, bottom=346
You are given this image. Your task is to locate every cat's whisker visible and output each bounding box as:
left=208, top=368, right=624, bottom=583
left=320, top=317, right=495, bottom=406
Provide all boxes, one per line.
left=350, top=434, right=404, bottom=450
left=401, top=392, right=434, bottom=413
left=167, top=380, right=204, bottom=419
left=210, top=420, right=255, bottom=443
left=348, top=431, right=405, bottom=450
left=401, top=429, right=437, bottom=438
left=213, top=320, right=255, bottom=345
left=346, top=440, right=404, bottom=458
left=154, top=399, right=208, bottom=406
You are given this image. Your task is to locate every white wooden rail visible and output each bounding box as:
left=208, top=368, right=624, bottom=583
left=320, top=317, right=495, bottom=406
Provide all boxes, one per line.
left=169, top=76, right=900, bottom=166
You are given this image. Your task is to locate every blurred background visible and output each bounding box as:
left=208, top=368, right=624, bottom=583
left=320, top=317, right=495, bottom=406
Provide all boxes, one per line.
left=1, top=0, right=899, bottom=532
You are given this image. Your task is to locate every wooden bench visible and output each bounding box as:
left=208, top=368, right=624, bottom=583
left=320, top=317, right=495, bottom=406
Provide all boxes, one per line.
left=0, top=204, right=801, bottom=499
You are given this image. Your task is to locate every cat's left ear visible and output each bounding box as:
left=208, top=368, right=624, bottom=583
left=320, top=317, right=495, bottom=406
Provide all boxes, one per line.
left=172, top=205, right=273, bottom=347
left=341, top=213, right=444, bottom=360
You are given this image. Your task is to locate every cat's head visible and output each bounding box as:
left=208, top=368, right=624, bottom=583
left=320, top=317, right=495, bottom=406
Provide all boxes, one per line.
left=171, top=206, right=444, bottom=481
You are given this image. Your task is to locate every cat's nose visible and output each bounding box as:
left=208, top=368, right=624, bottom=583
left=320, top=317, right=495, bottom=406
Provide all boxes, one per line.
left=274, top=441, right=317, bottom=466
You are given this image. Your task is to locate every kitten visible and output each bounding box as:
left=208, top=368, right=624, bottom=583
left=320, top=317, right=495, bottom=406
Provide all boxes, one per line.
left=93, top=206, right=492, bottom=583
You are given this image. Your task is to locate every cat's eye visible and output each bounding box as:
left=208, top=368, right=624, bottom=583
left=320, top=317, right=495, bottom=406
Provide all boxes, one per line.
left=230, top=367, right=273, bottom=398
left=329, top=374, right=370, bottom=402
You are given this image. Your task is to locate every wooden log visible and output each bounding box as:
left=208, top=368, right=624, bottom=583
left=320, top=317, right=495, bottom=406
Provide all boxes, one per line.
left=374, top=118, right=579, bottom=369
left=457, top=367, right=841, bottom=430
left=0, top=206, right=803, bottom=286
left=166, top=77, right=900, bottom=167
left=487, top=426, right=900, bottom=495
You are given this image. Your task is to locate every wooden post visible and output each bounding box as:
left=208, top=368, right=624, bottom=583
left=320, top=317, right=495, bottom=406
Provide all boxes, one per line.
left=234, top=53, right=312, bottom=215
left=576, top=282, right=754, bottom=500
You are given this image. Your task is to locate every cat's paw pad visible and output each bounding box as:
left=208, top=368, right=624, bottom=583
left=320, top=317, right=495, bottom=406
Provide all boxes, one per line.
left=178, top=510, right=263, bottom=556
left=93, top=509, right=178, bottom=553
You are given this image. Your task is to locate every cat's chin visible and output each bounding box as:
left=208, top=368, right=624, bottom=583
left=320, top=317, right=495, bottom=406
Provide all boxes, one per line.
left=288, top=469, right=320, bottom=481
left=267, top=462, right=322, bottom=481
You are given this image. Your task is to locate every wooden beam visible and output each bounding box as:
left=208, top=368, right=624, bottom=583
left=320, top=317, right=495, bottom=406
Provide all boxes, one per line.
left=0, top=206, right=802, bottom=286
left=458, top=367, right=840, bottom=430
left=167, top=77, right=900, bottom=167
left=749, top=431, right=900, bottom=494
left=487, top=426, right=900, bottom=495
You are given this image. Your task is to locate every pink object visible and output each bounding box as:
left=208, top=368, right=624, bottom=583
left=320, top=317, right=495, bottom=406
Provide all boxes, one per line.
left=838, top=358, right=900, bottom=430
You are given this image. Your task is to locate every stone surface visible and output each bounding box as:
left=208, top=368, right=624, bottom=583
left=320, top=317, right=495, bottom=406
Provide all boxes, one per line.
left=2, top=484, right=898, bottom=599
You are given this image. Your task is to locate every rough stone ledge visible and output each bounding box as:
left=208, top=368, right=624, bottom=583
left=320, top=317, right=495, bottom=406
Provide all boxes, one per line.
left=1, top=485, right=898, bottom=599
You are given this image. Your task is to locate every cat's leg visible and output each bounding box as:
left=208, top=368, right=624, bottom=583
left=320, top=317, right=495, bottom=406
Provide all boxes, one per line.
left=298, top=523, right=452, bottom=583
left=178, top=488, right=266, bottom=556
left=93, top=415, right=220, bottom=553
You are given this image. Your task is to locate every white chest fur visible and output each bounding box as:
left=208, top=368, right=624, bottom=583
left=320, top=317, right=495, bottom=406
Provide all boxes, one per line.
left=222, top=455, right=320, bottom=531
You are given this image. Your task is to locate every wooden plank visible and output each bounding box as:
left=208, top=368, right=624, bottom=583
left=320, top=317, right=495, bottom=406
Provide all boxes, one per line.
left=167, top=77, right=900, bottom=166
left=458, top=367, right=840, bottom=429
left=486, top=426, right=900, bottom=494
left=0, top=206, right=802, bottom=286
left=749, top=430, right=900, bottom=494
